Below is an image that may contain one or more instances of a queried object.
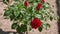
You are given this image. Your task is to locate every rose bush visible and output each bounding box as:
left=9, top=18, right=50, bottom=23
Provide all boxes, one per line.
left=3, top=0, right=59, bottom=34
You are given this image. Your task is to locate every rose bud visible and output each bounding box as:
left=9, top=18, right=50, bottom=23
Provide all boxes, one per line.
left=24, top=0, right=29, bottom=7
left=42, top=0, right=46, bottom=3
left=36, top=3, right=42, bottom=10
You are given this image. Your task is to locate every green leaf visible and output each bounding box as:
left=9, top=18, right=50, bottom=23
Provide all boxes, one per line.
left=14, top=11, right=20, bottom=17
left=50, top=16, right=53, bottom=21
left=42, top=23, right=50, bottom=30
left=16, top=26, right=21, bottom=33
left=46, top=23, right=50, bottom=29
left=41, top=9, right=47, bottom=14
left=11, top=23, right=18, bottom=29
left=14, top=0, right=20, bottom=1
left=40, top=16, right=44, bottom=20
left=16, top=24, right=27, bottom=33
left=42, top=23, right=47, bottom=29
left=38, top=26, right=43, bottom=32
left=17, top=4, right=24, bottom=10
left=43, top=3, right=50, bottom=9
left=20, top=24, right=27, bottom=32
left=4, top=10, right=10, bottom=16
left=24, top=21, right=28, bottom=25
left=10, top=14, right=15, bottom=21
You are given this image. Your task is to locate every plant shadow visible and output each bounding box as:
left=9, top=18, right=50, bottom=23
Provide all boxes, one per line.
left=0, top=29, right=25, bottom=34
left=0, top=29, right=17, bottom=34
left=56, top=0, right=60, bottom=34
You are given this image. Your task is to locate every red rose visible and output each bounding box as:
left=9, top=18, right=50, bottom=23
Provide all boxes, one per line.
left=24, top=0, right=29, bottom=7
left=36, top=3, right=42, bottom=10
left=30, top=18, right=42, bottom=29
left=42, top=0, right=46, bottom=3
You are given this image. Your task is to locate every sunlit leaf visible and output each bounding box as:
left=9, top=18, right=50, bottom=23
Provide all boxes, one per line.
left=11, top=23, right=18, bottom=29
left=42, top=23, right=50, bottom=30
left=14, top=11, right=20, bottom=17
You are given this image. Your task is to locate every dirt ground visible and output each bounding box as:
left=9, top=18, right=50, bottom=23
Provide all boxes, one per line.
left=0, top=0, right=59, bottom=34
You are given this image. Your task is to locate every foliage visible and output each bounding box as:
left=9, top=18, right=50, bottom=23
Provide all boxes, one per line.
left=3, top=0, right=59, bottom=34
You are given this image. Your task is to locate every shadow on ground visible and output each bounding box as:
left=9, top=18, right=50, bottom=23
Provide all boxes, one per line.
left=0, top=29, right=25, bottom=34
left=56, top=0, right=60, bottom=34
left=0, top=29, right=17, bottom=34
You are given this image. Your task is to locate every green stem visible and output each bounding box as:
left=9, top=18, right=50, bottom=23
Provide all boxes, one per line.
left=25, top=7, right=29, bottom=34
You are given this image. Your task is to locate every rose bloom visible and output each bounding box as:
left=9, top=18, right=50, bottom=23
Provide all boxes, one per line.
left=42, top=0, right=46, bottom=3
left=36, top=3, right=42, bottom=10
left=30, top=18, right=42, bottom=29
left=24, top=0, right=29, bottom=7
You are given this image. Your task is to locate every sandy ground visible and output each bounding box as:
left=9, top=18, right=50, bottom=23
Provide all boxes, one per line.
left=0, top=0, right=59, bottom=34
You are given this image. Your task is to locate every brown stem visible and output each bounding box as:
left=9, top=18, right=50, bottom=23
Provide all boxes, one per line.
left=27, top=25, right=29, bottom=34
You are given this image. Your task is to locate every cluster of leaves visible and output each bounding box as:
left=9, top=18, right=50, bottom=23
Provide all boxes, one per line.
left=4, top=1, right=32, bottom=33
left=11, top=23, right=27, bottom=33
left=3, top=0, right=58, bottom=33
